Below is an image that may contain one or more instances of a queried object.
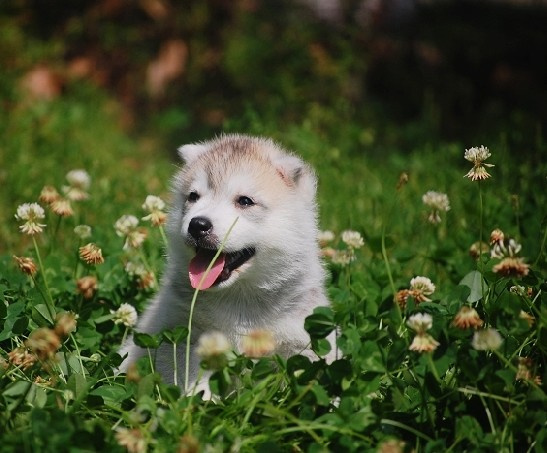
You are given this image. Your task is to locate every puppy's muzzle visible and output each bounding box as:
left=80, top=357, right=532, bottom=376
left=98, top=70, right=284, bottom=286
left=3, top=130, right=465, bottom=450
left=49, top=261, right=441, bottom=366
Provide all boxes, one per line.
left=188, top=216, right=213, bottom=241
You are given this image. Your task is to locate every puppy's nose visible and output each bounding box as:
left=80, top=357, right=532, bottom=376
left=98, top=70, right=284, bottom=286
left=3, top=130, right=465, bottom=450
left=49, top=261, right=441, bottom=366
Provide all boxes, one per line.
left=188, top=216, right=213, bottom=240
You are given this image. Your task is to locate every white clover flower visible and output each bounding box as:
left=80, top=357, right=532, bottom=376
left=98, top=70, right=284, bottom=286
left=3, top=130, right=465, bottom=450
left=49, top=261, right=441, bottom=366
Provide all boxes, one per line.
left=63, top=169, right=91, bottom=201
left=506, top=239, right=522, bottom=257
left=142, top=195, right=165, bottom=212
left=124, top=260, right=147, bottom=276
left=79, top=242, right=104, bottom=265
left=317, top=230, right=335, bottom=247
left=15, top=202, right=46, bottom=235
left=491, top=236, right=523, bottom=259
left=490, top=242, right=506, bottom=259
left=39, top=185, right=60, bottom=204
left=471, top=328, right=503, bottom=351
left=406, top=313, right=433, bottom=333
left=493, top=257, right=530, bottom=278
left=409, top=333, right=440, bottom=353
left=111, top=303, right=138, bottom=327
left=115, top=215, right=140, bottom=236
left=464, top=145, right=491, bottom=164
left=331, top=249, right=355, bottom=266
left=452, top=306, right=484, bottom=329
left=115, top=215, right=147, bottom=248
left=74, top=225, right=92, bottom=239
left=241, top=329, right=276, bottom=358
left=196, top=331, right=231, bottom=369
left=422, top=191, right=450, bottom=211
left=141, top=195, right=167, bottom=226
left=410, top=276, right=436, bottom=302
left=509, top=285, right=526, bottom=296
left=422, top=191, right=450, bottom=224
left=464, top=145, right=494, bottom=181
left=65, top=169, right=91, bottom=190
left=490, top=228, right=505, bottom=245
left=115, top=428, right=146, bottom=453
left=50, top=198, right=74, bottom=217
left=196, top=331, right=231, bottom=359
left=341, top=230, right=364, bottom=249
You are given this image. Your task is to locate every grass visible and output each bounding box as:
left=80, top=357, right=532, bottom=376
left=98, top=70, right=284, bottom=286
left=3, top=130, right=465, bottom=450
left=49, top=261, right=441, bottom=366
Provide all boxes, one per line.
left=1, top=23, right=546, bottom=453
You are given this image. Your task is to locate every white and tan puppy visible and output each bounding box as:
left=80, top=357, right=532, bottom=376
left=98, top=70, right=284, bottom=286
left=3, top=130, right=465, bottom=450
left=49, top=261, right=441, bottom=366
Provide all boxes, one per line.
left=119, top=134, right=333, bottom=390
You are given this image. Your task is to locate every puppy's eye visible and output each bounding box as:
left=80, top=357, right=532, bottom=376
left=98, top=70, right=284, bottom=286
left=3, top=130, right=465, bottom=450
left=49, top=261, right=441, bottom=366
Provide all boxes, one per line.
left=237, top=196, right=255, bottom=207
left=187, top=191, right=200, bottom=202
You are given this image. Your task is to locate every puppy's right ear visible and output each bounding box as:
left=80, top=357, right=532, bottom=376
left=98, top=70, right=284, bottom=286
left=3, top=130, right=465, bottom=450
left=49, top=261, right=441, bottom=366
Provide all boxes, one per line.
left=177, top=143, right=209, bottom=164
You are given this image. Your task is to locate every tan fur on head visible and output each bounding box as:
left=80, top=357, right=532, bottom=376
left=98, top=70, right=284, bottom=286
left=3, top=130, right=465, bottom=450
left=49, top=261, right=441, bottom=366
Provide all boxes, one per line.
left=179, top=134, right=317, bottom=199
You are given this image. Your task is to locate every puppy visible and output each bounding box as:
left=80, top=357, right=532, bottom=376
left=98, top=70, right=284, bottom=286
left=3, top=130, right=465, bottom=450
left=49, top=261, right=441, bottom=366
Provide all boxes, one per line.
left=119, top=134, right=333, bottom=391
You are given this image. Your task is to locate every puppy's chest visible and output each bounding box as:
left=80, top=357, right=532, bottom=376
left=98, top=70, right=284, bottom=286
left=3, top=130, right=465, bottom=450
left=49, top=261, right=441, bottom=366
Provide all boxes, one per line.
left=194, top=302, right=276, bottom=332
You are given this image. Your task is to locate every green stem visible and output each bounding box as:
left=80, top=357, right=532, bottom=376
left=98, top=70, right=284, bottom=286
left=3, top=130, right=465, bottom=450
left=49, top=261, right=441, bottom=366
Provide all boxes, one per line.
left=478, top=180, right=486, bottom=300
left=381, top=225, right=403, bottom=325
left=172, top=343, right=178, bottom=387
left=159, top=226, right=169, bottom=249
left=184, top=217, right=239, bottom=392
left=33, top=236, right=56, bottom=321
left=381, top=225, right=397, bottom=298
left=426, top=352, right=441, bottom=383
left=70, top=333, right=87, bottom=376
left=380, top=418, right=435, bottom=443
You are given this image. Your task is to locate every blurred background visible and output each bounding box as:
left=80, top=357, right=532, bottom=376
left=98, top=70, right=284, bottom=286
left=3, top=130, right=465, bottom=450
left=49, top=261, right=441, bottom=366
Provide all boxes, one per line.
left=1, top=0, right=546, bottom=253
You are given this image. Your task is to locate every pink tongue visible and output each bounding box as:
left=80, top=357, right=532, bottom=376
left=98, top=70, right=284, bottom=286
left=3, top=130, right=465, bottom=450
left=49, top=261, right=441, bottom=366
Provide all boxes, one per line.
left=189, top=250, right=226, bottom=290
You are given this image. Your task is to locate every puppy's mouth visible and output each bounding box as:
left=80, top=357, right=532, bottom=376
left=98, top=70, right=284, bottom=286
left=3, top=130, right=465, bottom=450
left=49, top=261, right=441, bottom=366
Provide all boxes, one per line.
left=188, top=247, right=255, bottom=290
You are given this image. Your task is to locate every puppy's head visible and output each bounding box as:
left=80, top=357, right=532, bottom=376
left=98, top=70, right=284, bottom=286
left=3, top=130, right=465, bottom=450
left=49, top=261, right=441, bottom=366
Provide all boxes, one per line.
left=168, top=134, right=319, bottom=291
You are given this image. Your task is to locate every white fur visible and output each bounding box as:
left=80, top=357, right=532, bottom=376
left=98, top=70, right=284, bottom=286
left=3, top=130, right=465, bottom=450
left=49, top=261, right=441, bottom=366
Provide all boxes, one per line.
left=119, top=134, right=334, bottom=393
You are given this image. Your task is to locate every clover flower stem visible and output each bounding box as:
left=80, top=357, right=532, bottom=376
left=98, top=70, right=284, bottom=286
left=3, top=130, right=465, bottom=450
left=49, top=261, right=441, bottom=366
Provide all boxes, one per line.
left=145, top=347, right=163, bottom=401
left=32, top=236, right=56, bottom=321
left=159, top=226, right=169, bottom=249
left=509, top=332, right=535, bottom=361
left=380, top=419, right=435, bottom=443
left=478, top=180, right=486, bottom=300
left=184, top=367, right=205, bottom=429
left=144, top=348, right=164, bottom=402
left=70, top=333, right=86, bottom=376
left=53, top=216, right=62, bottom=242
left=381, top=225, right=402, bottom=325
left=527, top=289, right=546, bottom=322
left=426, top=352, right=441, bottom=383
left=172, top=343, right=178, bottom=387
left=73, top=240, right=82, bottom=280
left=478, top=393, right=497, bottom=436
left=120, top=326, right=129, bottom=349
left=184, top=216, right=239, bottom=392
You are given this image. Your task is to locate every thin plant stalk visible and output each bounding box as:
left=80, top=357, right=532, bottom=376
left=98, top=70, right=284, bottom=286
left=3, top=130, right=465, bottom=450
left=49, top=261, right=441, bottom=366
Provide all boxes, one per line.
left=478, top=180, right=486, bottom=299
left=159, top=225, right=168, bottom=249
left=32, top=236, right=56, bottom=320
left=381, top=225, right=403, bottom=325
left=426, top=353, right=441, bottom=383
left=184, top=217, right=239, bottom=392
left=172, top=343, right=178, bottom=387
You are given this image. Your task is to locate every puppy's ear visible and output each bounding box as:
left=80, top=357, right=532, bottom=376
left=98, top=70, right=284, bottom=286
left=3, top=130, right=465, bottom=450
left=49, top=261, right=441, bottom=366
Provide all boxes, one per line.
left=273, top=154, right=317, bottom=201
left=177, top=143, right=209, bottom=164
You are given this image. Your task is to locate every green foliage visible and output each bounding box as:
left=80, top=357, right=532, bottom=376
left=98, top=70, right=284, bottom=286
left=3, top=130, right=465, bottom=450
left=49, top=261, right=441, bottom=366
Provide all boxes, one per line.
left=1, top=119, right=545, bottom=451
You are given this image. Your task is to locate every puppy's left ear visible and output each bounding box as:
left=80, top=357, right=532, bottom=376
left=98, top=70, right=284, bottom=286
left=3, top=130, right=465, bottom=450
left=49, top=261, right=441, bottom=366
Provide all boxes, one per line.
left=274, top=154, right=318, bottom=201
left=177, top=143, right=209, bottom=164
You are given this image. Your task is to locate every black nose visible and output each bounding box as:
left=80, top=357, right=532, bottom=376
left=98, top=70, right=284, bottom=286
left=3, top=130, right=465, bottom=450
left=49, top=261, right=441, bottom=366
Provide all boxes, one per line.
left=188, top=216, right=213, bottom=240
